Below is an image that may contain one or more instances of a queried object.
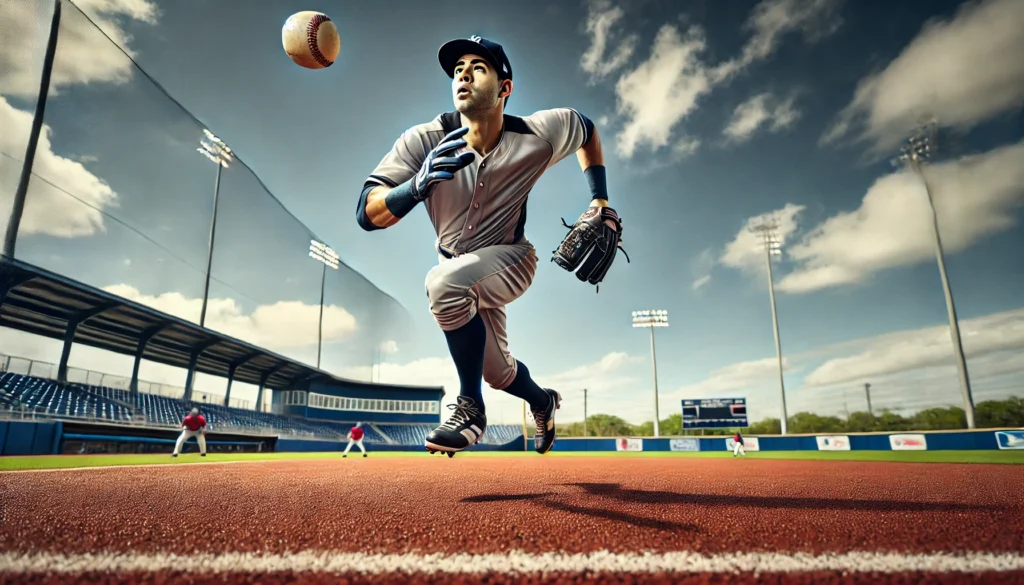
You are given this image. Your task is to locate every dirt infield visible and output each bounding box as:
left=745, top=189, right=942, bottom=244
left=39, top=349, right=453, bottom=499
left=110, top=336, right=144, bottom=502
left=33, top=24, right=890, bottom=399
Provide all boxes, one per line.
left=1, top=455, right=1022, bottom=584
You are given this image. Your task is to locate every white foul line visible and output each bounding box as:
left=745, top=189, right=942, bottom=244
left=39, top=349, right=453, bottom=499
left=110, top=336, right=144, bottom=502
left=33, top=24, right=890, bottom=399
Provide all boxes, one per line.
left=1, top=550, right=1023, bottom=575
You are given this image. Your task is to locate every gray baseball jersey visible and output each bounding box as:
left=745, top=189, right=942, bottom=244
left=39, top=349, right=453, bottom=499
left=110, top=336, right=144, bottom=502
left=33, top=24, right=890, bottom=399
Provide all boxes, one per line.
left=365, top=108, right=592, bottom=258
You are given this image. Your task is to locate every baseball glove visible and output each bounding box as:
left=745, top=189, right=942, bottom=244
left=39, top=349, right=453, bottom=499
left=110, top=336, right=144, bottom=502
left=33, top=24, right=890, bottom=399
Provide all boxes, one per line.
left=551, top=205, right=630, bottom=290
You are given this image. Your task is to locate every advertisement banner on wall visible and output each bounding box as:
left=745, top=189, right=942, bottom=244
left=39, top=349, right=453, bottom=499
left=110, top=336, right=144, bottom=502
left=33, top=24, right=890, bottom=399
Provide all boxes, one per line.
left=616, top=438, right=643, bottom=451
left=726, top=437, right=759, bottom=451
left=816, top=435, right=851, bottom=451
left=669, top=438, right=700, bottom=452
left=889, top=434, right=928, bottom=450
left=995, top=431, right=1024, bottom=450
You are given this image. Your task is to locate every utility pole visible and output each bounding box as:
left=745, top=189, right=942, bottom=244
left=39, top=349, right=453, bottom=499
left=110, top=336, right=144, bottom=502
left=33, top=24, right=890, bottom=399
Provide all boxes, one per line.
left=892, top=116, right=975, bottom=429
left=864, top=383, right=873, bottom=416
left=750, top=217, right=789, bottom=435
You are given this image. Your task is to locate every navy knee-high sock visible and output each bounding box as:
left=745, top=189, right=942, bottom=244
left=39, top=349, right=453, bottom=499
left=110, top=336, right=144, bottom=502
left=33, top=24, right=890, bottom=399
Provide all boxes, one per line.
left=442, top=312, right=486, bottom=410
left=501, top=360, right=549, bottom=411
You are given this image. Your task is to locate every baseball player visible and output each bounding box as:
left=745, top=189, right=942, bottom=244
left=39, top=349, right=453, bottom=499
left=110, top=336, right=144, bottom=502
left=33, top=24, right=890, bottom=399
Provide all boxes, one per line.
left=172, top=407, right=207, bottom=457
left=343, top=422, right=367, bottom=457
left=357, top=35, right=626, bottom=457
left=732, top=431, right=746, bottom=457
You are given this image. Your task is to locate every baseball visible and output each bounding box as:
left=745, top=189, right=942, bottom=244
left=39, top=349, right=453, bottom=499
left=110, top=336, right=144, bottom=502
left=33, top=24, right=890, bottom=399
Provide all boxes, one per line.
left=282, top=11, right=341, bottom=69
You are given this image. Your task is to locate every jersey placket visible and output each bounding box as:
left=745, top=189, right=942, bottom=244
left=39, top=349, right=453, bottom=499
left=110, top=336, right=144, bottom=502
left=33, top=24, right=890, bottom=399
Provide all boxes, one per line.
left=455, top=152, right=491, bottom=254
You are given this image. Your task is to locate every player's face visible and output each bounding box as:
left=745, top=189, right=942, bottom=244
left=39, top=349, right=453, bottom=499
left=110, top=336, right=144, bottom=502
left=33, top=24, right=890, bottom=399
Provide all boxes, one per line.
left=452, top=53, right=505, bottom=114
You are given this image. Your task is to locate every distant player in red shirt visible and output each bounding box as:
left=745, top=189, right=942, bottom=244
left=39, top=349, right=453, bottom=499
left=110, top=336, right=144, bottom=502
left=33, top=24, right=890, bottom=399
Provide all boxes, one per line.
left=172, top=407, right=207, bottom=457
left=732, top=431, right=746, bottom=457
left=343, top=422, right=367, bottom=458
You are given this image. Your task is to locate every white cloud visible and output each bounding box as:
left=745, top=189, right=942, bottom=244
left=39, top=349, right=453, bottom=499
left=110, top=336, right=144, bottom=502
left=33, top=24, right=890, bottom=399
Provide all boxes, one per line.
left=588, top=0, right=841, bottom=159
left=613, top=24, right=712, bottom=159
left=804, top=307, right=1024, bottom=387
left=723, top=92, right=801, bottom=143
left=0, top=96, right=118, bottom=239
left=822, top=0, right=1024, bottom=156
left=691, top=274, right=711, bottom=291
left=672, top=136, right=702, bottom=159
left=778, top=139, right=1024, bottom=293
left=713, top=0, right=844, bottom=82
left=579, top=0, right=638, bottom=83
left=103, top=284, right=359, bottom=350
left=0, top=0, right=159, bottom=98
left=720, top=203, right=805, bottom=273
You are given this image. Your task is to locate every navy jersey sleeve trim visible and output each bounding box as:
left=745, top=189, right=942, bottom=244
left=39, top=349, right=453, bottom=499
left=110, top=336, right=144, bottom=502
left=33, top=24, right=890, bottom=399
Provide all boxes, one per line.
left=367, top=174, right=398, bottom=188
left=570, top=108, right=594, bottom=148
left=356, top=181, right=384, bottom=231
left=503, top=114, right=534, bottom=136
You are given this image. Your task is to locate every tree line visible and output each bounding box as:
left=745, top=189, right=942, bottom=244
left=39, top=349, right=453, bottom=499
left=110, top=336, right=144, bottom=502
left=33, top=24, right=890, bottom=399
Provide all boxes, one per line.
left=556, top=396, right=1024, bottom=437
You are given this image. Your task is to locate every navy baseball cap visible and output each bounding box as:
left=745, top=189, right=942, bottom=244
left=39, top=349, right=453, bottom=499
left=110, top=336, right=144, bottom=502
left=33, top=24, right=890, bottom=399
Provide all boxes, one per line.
left=438, top=35, right=513, bottom=81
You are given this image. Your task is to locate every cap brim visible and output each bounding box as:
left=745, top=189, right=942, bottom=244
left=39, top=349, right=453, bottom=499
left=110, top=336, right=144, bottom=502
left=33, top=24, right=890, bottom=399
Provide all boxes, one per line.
left=438, top=39, right=502, bottom=78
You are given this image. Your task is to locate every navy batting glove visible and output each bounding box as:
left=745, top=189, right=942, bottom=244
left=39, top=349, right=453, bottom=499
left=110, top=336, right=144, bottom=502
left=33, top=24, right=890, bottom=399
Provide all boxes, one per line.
left=412, top=126, right=475, bottom=201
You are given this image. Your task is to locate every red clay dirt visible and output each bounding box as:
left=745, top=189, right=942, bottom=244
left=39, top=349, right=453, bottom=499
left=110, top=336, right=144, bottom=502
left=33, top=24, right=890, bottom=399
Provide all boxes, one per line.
left=1, top=456, right=1021, bottom=584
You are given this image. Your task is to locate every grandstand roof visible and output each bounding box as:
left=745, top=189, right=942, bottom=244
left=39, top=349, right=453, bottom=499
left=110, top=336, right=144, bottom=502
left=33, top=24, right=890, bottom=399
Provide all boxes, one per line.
left=0, top=258, right=442, bottom=394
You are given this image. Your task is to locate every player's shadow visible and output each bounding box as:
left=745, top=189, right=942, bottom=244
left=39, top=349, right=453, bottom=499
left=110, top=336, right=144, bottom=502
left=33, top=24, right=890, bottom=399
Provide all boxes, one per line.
left=461, top=493, right=552, bottom=503
left=460, top=492, right=698, bottom=532
left=564, top=482, right=1005, bottom=512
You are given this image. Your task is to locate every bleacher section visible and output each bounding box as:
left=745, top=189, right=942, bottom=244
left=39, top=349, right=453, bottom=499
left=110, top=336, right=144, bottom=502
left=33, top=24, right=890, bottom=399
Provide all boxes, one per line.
left=0, top=373, right=524, bottom=448
left=0, top=373, right=132, bottom=422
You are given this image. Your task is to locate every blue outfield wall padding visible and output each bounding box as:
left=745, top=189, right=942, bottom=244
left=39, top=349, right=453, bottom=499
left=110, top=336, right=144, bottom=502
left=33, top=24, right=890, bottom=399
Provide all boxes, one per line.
left=61, top=433, right=262, bottom=447
left=848, top=434, right=892, bottom=450
left=3, top=421, right=39, bottom=455
left=31, top=423, right=55, bottom=454
left=52, top=421, right=63, bottom=454
left=923, top=431, right=999, bottom=450
left=0, top=421, right=7, bottom=454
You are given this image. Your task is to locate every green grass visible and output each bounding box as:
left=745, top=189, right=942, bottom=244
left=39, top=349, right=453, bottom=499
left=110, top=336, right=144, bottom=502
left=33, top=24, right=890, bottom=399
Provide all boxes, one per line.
left=2, top=448, right=1022, bottom=471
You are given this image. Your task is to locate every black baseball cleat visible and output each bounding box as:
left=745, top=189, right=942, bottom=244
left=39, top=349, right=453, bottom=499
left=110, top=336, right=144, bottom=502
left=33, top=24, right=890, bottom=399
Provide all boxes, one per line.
left=425, top=396, right=486, bottom=455
left=532, top=389, right=561, bottom=454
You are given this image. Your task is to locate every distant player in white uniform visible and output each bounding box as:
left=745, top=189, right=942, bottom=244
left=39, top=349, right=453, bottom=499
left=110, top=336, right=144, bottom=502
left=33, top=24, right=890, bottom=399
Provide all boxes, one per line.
left=343, top=422, right=367, bottom=458
left=172, top=407, right=207, bottom=457
left=356, top=35, right=626, bottom=457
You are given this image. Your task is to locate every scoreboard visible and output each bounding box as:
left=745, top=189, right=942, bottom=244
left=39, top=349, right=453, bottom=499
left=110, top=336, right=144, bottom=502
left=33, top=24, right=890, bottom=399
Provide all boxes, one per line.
left=681, top=397, right=748, bottom=429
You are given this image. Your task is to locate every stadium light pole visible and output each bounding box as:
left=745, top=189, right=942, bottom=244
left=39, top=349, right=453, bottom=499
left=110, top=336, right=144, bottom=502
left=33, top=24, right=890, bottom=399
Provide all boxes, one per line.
left=308, top=239, right=340, bottom=369
left=632, top=310, right=668, bottom=437
left=196, top=129, right=232, bottom=328
left=3, top=0, right=61, bottom=259
left=750, top=218, right=789, bottom=435
left=892, top=116, right=976, bottom=429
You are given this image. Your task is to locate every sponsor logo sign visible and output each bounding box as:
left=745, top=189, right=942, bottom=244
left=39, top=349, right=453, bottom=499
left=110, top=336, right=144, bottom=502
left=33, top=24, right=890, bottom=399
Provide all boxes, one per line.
left=669, top=438, right=700, bottom=452
left=816, top=435, right=851, bottom=451
left=616, top=437, right=643, bottom=452
left=995, top=430, right=1024, bottom=450
left=726, top=437, right=759, bottom=451
left=889, top=434, right=927, bottom=450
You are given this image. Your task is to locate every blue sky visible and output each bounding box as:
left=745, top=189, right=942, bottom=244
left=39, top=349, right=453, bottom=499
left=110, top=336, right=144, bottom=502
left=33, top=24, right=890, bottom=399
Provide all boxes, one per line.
left=1, top=0, right=1023, bottom=425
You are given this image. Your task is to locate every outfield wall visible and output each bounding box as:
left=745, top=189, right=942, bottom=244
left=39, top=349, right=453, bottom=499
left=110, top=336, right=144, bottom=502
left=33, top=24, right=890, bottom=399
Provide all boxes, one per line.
left=3, top=421, right=1022, bottom=456
left=551, top=429, right=1024, bottom=453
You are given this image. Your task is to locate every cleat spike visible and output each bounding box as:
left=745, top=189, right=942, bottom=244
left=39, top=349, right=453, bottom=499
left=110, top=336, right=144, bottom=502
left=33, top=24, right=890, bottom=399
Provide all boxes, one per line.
left=446, top=451, right=455, bottom=458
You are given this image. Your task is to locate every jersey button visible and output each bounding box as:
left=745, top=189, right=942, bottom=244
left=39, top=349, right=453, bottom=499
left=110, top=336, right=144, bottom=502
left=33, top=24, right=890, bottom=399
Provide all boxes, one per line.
left=478, top=182, right=484, bottom=187
left=468, top=225, right=473, bottom=230
left=473, top=202, right=480, bottom=209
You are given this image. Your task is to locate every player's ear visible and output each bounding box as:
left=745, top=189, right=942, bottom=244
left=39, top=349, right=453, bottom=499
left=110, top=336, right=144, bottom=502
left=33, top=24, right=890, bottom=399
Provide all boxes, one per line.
left=500, top=79, right=513, bottom=98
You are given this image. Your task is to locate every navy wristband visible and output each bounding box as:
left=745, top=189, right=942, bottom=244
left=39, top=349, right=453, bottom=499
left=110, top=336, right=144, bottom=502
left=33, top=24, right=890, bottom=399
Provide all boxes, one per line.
left=383, top=179, right=420, bottom=219
left=584, top=165, right=608, bottom=201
